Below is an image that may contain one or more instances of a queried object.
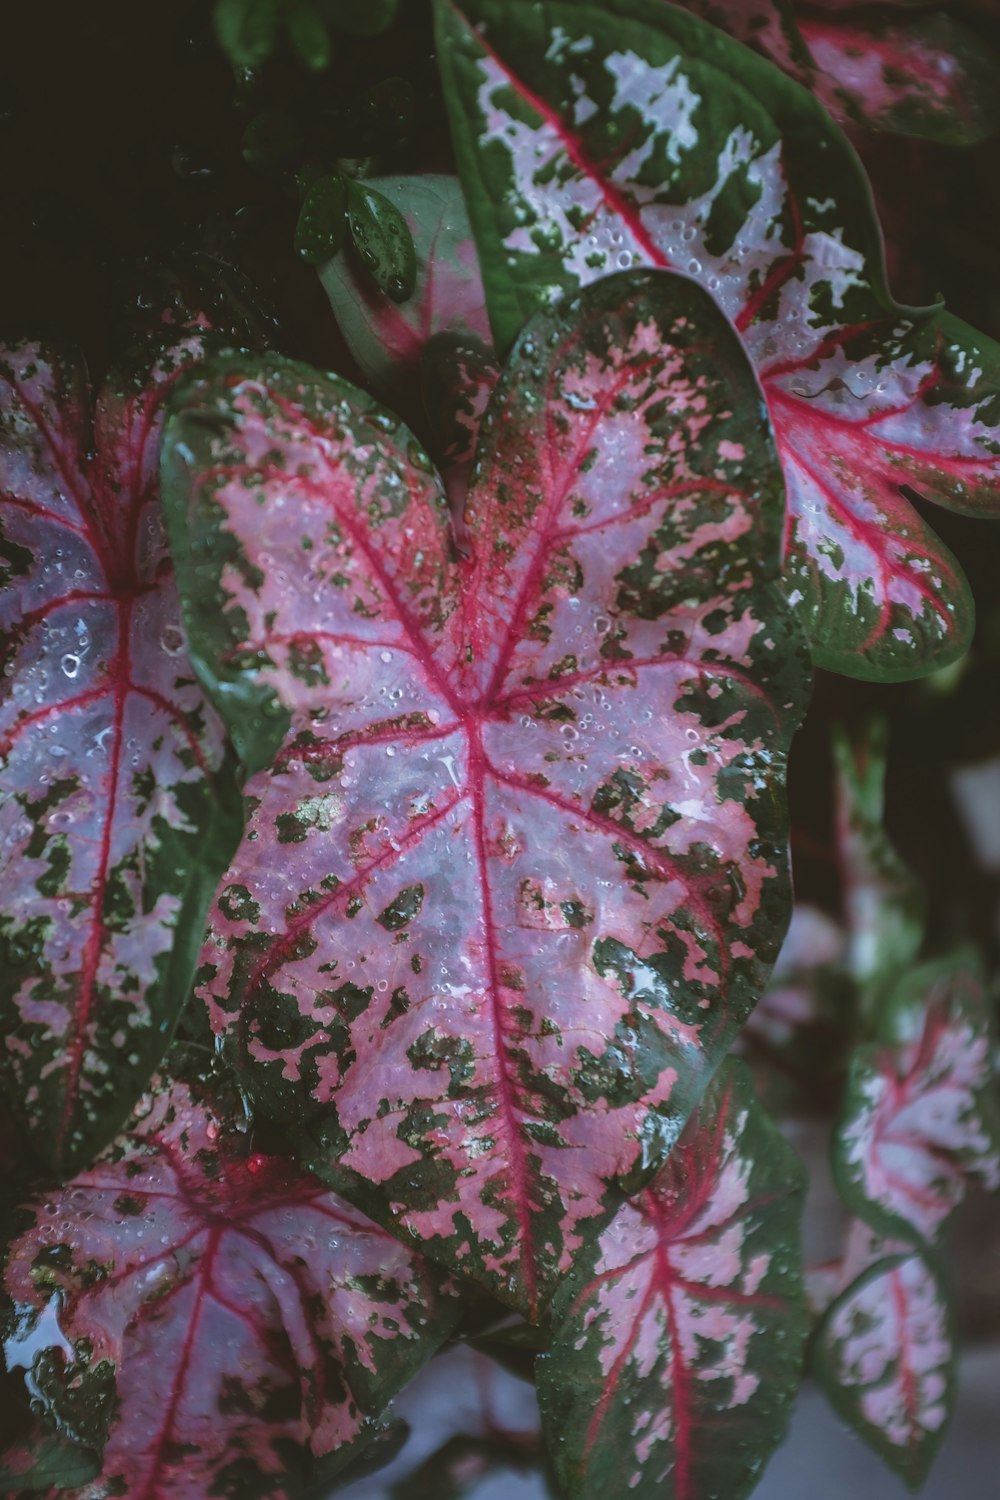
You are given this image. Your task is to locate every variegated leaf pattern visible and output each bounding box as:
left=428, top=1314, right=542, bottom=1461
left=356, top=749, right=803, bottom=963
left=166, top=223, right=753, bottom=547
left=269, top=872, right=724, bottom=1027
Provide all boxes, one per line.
left=162, top=270, right=808, bottom=1312
left=833, top=957, right=1000, bottom=1246
left=812, top=1219, right=955, bottom=1489
left=0, top=339, right=242, bottom=1174
left=433, top=0, right=1000, bottom=680
left=681, top=1, right=1000, bottom=144
left=318, top=175, right=492, bottom=414
left=537, top=1060, right=806, bottom=1500
left=833, top=718, right=924, bottom=1002
left=1, top=1083, right=456, bottom=1500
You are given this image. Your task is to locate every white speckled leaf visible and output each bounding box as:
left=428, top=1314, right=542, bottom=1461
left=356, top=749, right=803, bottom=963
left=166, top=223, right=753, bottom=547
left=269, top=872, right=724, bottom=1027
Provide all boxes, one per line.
left=0, top=340, right=242, bottom=1174
left=537, top=1060, right=807, bottom=1500
left=162, top=269, right=808, bottom=1313
left=812, top=1219, right=956, bottom=1489
left=435, top=0, right=1000, bottom=680
left=833, top=957, right=1000, bottom=1246
left=1, top=1082, right=456, bottom=1500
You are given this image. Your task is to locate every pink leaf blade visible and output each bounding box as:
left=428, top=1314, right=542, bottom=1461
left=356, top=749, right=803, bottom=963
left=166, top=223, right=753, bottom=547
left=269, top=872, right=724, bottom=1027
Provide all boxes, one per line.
left=536, top=1059, right=808, bottom=1500
left=434, top=0, right=1000, bottom=680
left=812, top=1221, right=956, bottom=1489
left=162, top=270, right=808, bottom=1313
left=1, top=1083, right=458, bottom=1500
left=833, top=958, right=1000, bottom=1247
left=0, top=338, right=244, bottom=1174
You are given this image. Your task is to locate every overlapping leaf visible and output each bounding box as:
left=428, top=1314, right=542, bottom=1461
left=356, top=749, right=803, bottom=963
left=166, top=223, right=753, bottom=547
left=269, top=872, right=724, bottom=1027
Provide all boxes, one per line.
left=0, top=339, right=243, bottom=1173
left=434, top=0, right=1000, bottom=680
left=162, top=269, right=807, bottom=1311
left=680, top=1, right=1000, bottom=143
left=2, top=1082, right=456, bottom=1500
left=811, top=1220, right=955, bottom=1489
left=537, top=1060, right=806, bottom=1500
left=833, top=957, right=1000, bottom=1246
left=318, top=176, right=492, bottom=415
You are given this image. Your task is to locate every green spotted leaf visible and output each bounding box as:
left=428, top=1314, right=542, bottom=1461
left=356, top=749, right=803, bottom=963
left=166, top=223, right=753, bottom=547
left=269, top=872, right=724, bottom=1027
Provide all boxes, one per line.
left=162, top=269, right=808, bottom=1312
left=811, top=1221, right=957, bottom=1489
left=1, top=1082, right=456, bottom=1499
left=0, top=338, right=243, bottom=1174
left=832, top=956, right=1000, bottom=1247
left=434, top=0, right=1000, bottom=681
left=537, top=1059, right=807, bottom=1500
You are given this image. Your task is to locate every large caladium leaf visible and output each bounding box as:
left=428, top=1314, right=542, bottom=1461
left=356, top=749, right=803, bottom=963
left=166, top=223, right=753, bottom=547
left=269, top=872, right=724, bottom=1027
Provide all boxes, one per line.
left=2, top=1082, right=456, bottom=1499
left=811, top=1220, right=956, bottom=1488
left=536, top=1060, right=806, bottom=1500
left=318, top=176, right=492, bottom=414
left=0, top=339, right=243, bottom=1173
left=434, top=0, right=1000, bottom=681
left=162, top=269, right=808, bottom=1311
left=833, top=718, right=924, bottom=1002
left=681, top=1, right=1000, bottom=144
left=833, top=956, right=1000, bottom=1246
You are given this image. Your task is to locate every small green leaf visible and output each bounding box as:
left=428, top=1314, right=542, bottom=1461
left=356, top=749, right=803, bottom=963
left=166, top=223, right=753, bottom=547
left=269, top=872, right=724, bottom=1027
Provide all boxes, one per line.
left=295, top=174, right=349, bottom=265
left=346, top=181, right=418, bottom=302
left=214, top=0, right=281, bottom=69
left=286, top=0, right=331, bottom=71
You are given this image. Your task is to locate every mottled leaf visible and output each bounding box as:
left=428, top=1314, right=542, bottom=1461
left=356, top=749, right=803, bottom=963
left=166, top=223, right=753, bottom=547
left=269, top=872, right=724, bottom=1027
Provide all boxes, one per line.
left=833, top=718, right=924, bottom=1003
left=434, top=0, right=1000, bottom=680
left=812, top=1220, right=956, bottom=1489
left=162, top=269, right=808, bottom=1311
left=0, top=339, right=243, bottom=1173
left=2, top=1083, right=456, bottom=1500
left=318, top=176, right=492, bottom=412
left=833, top=957, right=1000, bottom=1246
left=679, top=1, right=1000, bottom=144
left=537, top=1060, right=807, bottom=1500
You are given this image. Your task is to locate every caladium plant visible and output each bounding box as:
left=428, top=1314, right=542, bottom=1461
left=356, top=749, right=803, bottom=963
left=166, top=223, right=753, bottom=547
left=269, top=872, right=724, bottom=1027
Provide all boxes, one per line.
left=161, top=268, right=808, bottom=1312
left=678, top=1, right=1000, bottom=144
left=0, top=336, right=243, bottom=1174
left=537, top=1058, right=806, bottom=1500
left=833, top=956, right=1000, bottom=1247
left=1, top=1080, right=457, bottom=1499
left=433, top=0, right=1000, bottom=682
left=811, top=1220, right=955, bottom=1490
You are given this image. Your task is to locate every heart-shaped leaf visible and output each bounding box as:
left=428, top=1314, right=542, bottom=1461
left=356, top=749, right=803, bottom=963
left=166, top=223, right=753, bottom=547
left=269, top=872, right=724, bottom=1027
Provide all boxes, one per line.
left=0, top=339, right=243, bottom=1174
left=2, top=1083, right=456, bottom=1500
left=811, top=1220, right=955, bottom=1489
left=537, top=1059, right=807, bottom=1500
left=433, top=0, right=1000, bottom=681
left=680, top=1, right=1000, bottom=144
left=833, top=956, right=1000, bottom=1246
left=162, top=269, right=808, bottom=1312
left=318, top=176, right=492, bottom=414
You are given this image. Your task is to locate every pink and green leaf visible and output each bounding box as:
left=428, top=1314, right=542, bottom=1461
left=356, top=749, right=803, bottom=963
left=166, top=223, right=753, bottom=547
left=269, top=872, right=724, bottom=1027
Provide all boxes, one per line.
left=433, top=0, right=1000, bottom=681
left=317, top=175, right=492, bottom=414
left=161, top=269, right=808, bottom=1312
left=800, top=8, right=1000, bottom=145
left=536, top=1059, right=807, bottom=1500
left=811, top=1220, right=956, bottom=1489
left=833, top=956, right=1000, bottom=1246
left=2, top=1082, right=456, bottom=1500
left=0, top=339, right=244, bottom=1175
left=678, top=1, right=1000, bottom=144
